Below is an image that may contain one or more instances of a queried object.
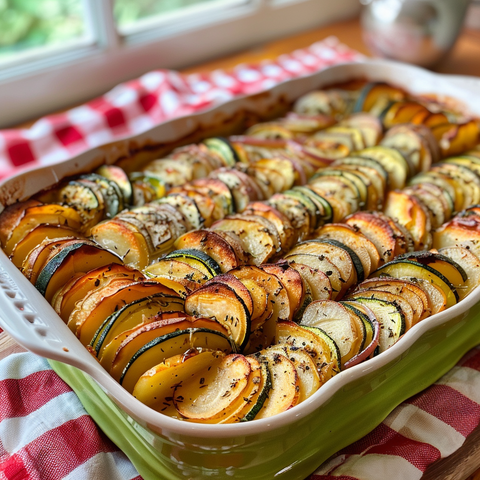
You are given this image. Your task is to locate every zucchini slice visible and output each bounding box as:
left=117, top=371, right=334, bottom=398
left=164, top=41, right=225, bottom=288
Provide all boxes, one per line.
left=317, top=238, right=365, bottom=283
left=96, top=164, right=133, bottom=206
left=174, top=230, right=241, bottom=273
left=22, top=237, right=83, bottom=284
left=341, top=301, right=379, bottom=367
left=354, top=82, right=406, bottom=115
left=396, top=250, right=467, bottom=288
left=350, top=297, right=405, bottom=353
left=309, top=175, right=360, bottom=214
left=380, top=124, right=433, bottom=173
left=431, top=163, right=480, bottom=211
left=80, top=173, right=124, bottom=218
left=282, top=189, right=318, bottom=230
left=91, top=294, right=186, bottom=355
left=165, top=249, right=222, bottom=277
left=315, top=223, right=379, bottom=276
left=185, top=282, right=251, bottom=350
left=58, top=179, right=105, bottom=227
left=209, top=169, right=253, bottom=213
left=292, top=186, right=334, bottom=227
left=132, top=350, right=226, bottom=414
left=35, top=242, right=123, bottom=302
left=371, top=259, right=458, bottom=307
left=358, top=146, right=412, bottom=189
left=117, top=327, right=235, bottom=393
left=145, top=258, right=210, bottom=293
left=75, top=281, right=182, bottom=346
left=202, top=137, right=239, bottom=167
left=276, top=321, right=341, bottom=383
left=312, top=169, right=367, bottom=210
left=355, top=278, right=429, bottom=325
left=251, top=350, right=300, bottom=419
left=99, top=316, right=228, bottom=371
left=300, top=300, right=362, bottom=365
left=347, top=289, right=414, bottom=332
left=236, top=358, right=271, bottom=422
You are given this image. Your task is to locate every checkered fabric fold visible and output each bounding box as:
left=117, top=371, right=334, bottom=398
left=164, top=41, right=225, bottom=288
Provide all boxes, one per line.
left=0, top=37, right=361, bottom=180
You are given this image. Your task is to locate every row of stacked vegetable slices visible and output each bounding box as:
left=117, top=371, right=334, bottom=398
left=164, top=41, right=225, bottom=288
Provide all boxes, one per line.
left=1, top=81, right=480, bottom=423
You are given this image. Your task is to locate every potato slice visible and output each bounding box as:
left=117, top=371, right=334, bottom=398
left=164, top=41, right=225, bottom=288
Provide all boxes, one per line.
left=211, top=215, right=279, bottom=266
left=53, top=264, right=144, bottom=322
left=276, top=321, right=341, bottom=383
left=132, top=350, right=225, bottom=414
left=267, top=344, right=321, bottom=403
left=174, top=229, right=241, bottom=273
left=117, top=327, right=234, bottom=393
left=300, top=300, right=361, bottom=365
left=384, top=190, right=432, bottom=250
left=438, top=246, right=480, bottom=299
left=185, top=282, right=251, bottom=350
left=260, top=263, right=305, bottom=317
left=174, top=354, right=251, bottom=420
left=252, top=350, right=300, bottom=419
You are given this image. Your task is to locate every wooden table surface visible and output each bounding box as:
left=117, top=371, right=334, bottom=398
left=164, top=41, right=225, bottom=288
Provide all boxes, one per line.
left=10, top=15, right=480, bottom=480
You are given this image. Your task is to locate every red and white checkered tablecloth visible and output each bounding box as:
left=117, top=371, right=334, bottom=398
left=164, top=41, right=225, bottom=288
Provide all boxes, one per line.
left=1, top=37, right=480, bottom=480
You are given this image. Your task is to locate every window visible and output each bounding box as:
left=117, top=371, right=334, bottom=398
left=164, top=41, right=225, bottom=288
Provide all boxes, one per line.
left=0, top=0, right=360, bottom=128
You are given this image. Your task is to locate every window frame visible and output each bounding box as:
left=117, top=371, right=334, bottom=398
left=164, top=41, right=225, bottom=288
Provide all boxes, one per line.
left=0, top=0, right=360, bottom=128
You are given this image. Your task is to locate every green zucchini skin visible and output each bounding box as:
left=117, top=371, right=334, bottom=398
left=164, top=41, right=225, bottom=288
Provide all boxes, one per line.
left=35, top=242, right=86, bottom=296
left=372, top=259, right=459, bottom=304
left=315, top=238, right=365, bottom=283
left=240, top=359, right=271, bottom=422
left=165, top=249, right=222, bottom=276
left=292, top=186, right=333, bottom=226
left=91, top=293, right=185, bottom=355
left=203, top=137, right=239, bottom=167
left=119, top=327, right=236, bottom=385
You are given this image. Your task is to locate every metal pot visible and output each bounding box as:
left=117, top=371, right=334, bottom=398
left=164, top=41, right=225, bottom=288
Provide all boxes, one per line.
left=361, top=0, right=472, bottom=67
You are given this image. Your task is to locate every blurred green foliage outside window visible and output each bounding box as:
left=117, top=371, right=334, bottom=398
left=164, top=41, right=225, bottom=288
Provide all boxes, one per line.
left=0, top=0, right=86, bottom=61
left=0, top=0, right=224, bottom=63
